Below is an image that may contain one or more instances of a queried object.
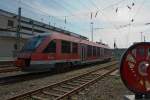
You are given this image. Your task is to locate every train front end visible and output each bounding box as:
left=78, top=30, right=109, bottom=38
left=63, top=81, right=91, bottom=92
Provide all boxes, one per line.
left=15, top=36, right=45, bottom=68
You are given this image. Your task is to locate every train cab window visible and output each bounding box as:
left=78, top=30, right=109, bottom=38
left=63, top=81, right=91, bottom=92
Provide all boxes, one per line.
left=72, top=42, right=78, bottom=54
left=44, top=40, right=56, bottom=53
left=61, top=40, right=71, bottom=53
left=22, top=36, right=45, bottom=52
left=138, top=48, right=145, bottom=56
left=93, top=46, right=96, bottom=56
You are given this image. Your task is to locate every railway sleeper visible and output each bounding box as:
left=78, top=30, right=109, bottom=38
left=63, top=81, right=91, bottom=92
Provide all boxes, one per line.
left=76, top=79, right=91, bottom=82
left=90, top=73, right=101, bottom=77
left=52, top=88, right=69, bottom=93
left=31, top=93, right=55, bottom=100
left=65, top=82, right=80, bottom=87
left=68, top=81, right=83, bottom=86
left=43, top=88, right=66, bottom=95
left=60, top=84, right=76, bottom=90
left=72, top=80, right=86, bottom=84
left=53, top=87, right=71, bottom=92
left=61, top=83, right=78, bottom=89
left=83, top=75, right=98, bottom=79
left=42, top=90, right=62, bottom=97
left=80, top=77, right=95, bottom=81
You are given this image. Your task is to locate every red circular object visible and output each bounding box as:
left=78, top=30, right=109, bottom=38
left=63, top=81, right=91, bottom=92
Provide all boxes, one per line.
left=120, top=42, right=150, bottom=94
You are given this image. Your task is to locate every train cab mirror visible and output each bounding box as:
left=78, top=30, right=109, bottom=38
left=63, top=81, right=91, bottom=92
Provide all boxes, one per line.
left=120, top=42, right=150, bottom=98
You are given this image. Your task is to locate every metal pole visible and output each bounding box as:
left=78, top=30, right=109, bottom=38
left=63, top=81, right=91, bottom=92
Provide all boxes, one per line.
left=144, top=36, right=146, bottom=42
left=141, top=32, right=143, bottom=42
left=31, top=20, right=34, bottom=34
left=49, top=16, right=51, bottom=27
left=91, top=22, right=94, bottom=42
left=16, top=7, right=21, bottom=51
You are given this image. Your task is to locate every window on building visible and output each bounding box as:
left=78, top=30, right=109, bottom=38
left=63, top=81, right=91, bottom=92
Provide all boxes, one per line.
left=21, top=26, right=45, bottom=33
left=44, top=40, right=56, bottom=53
left=61, top=40, right=71, bottom=53
left=93, top=46, right=96, bottom=56
left=8, top=20, right=14, bottom=27
left=87, top=45, right=92, bottom=57
left=72, top=42, right=78, bottom=54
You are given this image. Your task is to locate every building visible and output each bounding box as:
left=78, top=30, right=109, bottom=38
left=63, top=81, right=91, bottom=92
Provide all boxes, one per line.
left=0, top=9, right=87, bottom=60
left=113, top=48, right=127, bottom=60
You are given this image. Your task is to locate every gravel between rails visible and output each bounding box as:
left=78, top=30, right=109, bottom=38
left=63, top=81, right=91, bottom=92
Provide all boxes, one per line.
left=96, top=75, right=133, bottom=100
left=0, top=61, right=117, bottom=100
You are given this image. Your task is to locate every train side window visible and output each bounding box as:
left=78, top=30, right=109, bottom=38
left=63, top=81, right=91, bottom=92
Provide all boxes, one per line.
left=148, top=48, right=150, bottom=56
left=104, top=49, right=106, bottom=54
left=101, top=48, right=104, bottom=56
left=97, top=47, right=100, bottom=57
left=72, top=42, right=78, bottom=54
left=61, top=40, right=71, bottom=53
left=138, top=48, right=145, bottom=56
left=93, top=46, right=96, bottom=56
left=99, top=48, right=101, bottom=56
left=105, top=49, right=107, bottom=54
left=44, top=40, right=56, bottom=53
left=87, top=45, right=92, bottom=57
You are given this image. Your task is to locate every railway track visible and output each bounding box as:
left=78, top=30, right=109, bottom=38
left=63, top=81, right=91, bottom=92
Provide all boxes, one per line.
left=0, top=66, right=21, bottom=73
left=0, top=61, right=21, bottom=73
left=8, top=61, right=118, bottom=100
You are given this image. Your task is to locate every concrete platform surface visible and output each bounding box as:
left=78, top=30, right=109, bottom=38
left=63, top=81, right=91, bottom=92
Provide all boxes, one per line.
left=124, top=95, right=150, bottom=100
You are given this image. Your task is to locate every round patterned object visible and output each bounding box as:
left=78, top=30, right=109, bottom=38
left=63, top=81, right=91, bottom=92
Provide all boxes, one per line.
left=120, top=42, right=150, bottom=94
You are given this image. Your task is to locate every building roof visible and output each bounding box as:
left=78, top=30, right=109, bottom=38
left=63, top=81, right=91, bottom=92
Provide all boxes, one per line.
left=0, top=9, right=88, bottom=40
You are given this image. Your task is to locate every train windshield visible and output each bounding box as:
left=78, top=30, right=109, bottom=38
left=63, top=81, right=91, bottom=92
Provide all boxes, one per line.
left=22, top=36, right=45, bottom=52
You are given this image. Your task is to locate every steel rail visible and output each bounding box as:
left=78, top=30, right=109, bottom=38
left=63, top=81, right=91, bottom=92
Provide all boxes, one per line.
left=56, top=67, right=117, bottom=100
left=0, top=66, right=21, bottom=73
left=8, top=61, right=118, bottom=100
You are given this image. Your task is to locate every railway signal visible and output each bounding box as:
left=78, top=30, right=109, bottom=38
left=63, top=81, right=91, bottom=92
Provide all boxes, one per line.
left=120, top=42, right=150, bottom=99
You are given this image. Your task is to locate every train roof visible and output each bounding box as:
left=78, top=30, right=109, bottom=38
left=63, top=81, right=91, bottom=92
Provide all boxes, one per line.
left=44, top=32, right=110, bottom=49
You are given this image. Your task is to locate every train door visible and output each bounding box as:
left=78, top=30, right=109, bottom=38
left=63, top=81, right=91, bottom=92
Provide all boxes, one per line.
left=81, top=44, right=86, bottom=61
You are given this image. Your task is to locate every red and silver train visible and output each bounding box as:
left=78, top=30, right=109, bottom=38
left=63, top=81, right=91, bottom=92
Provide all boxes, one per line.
left=15, top=32, right=112, bottom=71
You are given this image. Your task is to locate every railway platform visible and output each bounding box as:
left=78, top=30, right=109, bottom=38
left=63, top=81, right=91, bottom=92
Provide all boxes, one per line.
left=0, top=57, right=14, bottom=65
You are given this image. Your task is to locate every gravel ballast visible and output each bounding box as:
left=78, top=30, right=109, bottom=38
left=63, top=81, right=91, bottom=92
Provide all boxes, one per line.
left=0, top=61, right=131, bottom=100
left=95, top=75, right=133, bottom=100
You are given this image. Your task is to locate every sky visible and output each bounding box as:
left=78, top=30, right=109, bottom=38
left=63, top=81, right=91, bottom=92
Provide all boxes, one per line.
left=0, top=0, right=150, bottom=48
